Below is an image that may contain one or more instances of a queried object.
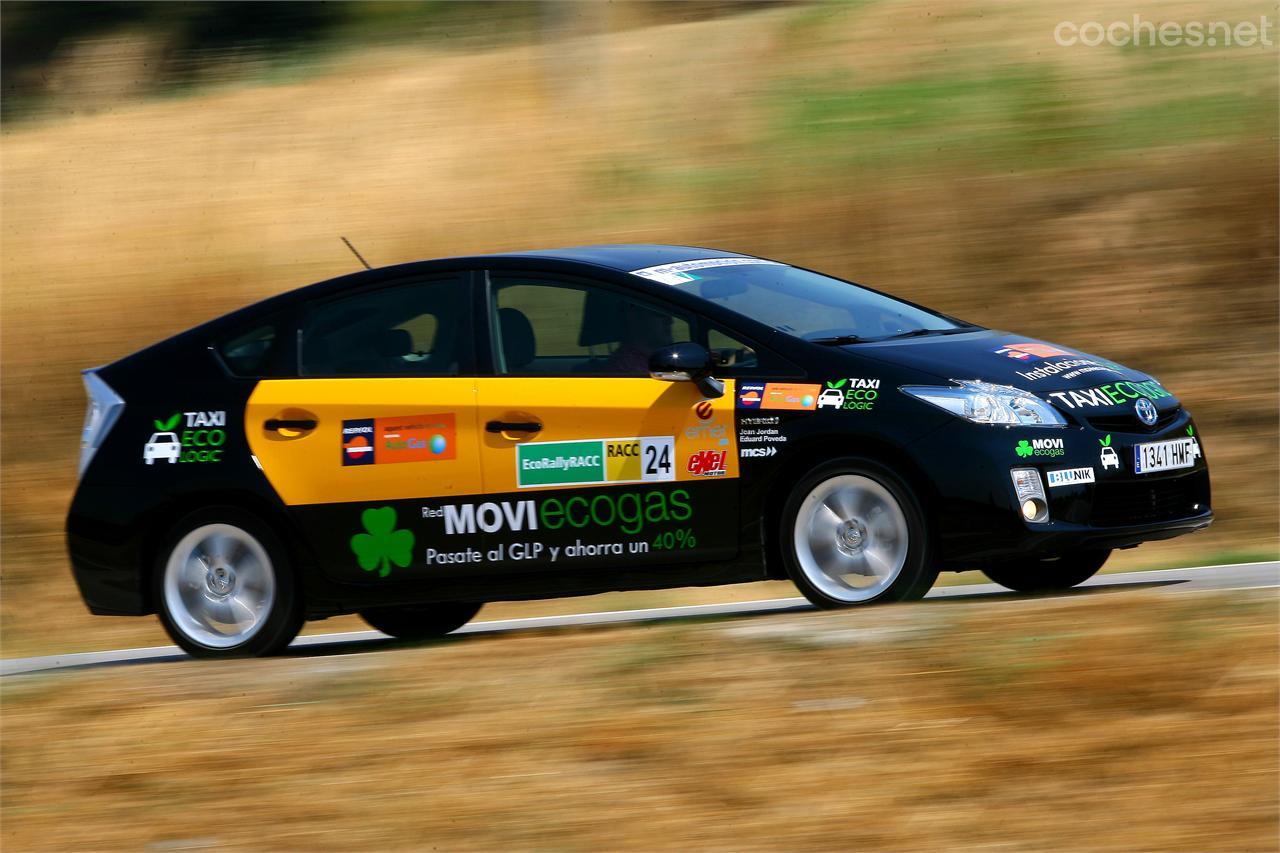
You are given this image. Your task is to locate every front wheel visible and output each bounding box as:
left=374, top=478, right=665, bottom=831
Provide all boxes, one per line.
left=153, top=507, right=303, bottom=658
left=780, top=459, right=937, bottom=608
left=982, top=549, right=1111, bottom=592
left=360, top=602, right=483, bottom=640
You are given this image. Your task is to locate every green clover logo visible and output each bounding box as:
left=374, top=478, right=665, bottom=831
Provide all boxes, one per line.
left=350, top=507, right=414, bottom=578
left=1015, top=440, right=1033, bottom=458
left=1099, top=434, right=1112, bottom=447
left=826, top=378, right=848, bottom=390
left=154, top=413, right=181, bottom=431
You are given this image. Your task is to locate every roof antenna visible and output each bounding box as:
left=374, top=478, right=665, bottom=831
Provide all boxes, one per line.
left=340, top=236, right=372, bottom=270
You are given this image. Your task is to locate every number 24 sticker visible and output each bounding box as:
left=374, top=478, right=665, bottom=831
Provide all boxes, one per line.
left=641, top=437, right=674, bottom=481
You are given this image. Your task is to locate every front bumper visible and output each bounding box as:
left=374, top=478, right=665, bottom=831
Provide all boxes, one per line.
left=914, top=411, right=1212, bottom=566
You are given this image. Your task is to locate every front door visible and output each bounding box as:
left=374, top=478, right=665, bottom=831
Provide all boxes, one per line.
left=423, top=272, right=741, bottom=575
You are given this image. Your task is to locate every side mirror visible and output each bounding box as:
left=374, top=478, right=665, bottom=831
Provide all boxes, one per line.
left=649, top=342, right=724, bottom=399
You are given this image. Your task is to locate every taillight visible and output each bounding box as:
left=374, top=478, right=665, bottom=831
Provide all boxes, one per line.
left=79, top=370, right=125, bottom=478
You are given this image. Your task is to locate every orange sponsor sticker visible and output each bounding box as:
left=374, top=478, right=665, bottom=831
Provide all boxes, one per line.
left=379, top=413, right=456, bottom=463
left=762, top=383, right=820, bottom=411
left=342, top=413, right=456, bottom=466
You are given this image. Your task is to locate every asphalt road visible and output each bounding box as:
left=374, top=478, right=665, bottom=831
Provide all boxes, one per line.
left=4, top=561, right=1275, bottom=678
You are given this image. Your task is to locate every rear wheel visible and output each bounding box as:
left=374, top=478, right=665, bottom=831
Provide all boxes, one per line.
left=154, top=507, right=303, bottom=658
left=360, top=602, right=483, bottom=640
left=982, top=549, right=1111, bottom=592
left=780, top=459, right=937, bottom=608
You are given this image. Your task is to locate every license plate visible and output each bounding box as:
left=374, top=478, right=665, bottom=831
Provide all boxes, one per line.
left=1134, top=437, right=1201, bottom=474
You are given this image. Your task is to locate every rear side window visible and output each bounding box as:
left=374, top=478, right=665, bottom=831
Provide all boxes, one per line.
left=300, top=275, right=470, bottom=377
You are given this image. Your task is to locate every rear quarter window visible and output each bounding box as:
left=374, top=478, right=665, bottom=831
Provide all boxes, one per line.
left=217, top=319, right=291, bottom=377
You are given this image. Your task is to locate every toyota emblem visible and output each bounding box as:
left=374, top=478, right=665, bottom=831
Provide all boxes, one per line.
left=1135, top=398, right=1158, bottom=426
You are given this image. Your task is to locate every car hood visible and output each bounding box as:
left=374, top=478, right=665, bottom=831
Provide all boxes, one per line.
left=855, top=328, right=1180, bottom=414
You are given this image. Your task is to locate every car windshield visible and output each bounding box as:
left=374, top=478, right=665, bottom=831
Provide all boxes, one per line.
left=631, top=259, right=971, bottom=343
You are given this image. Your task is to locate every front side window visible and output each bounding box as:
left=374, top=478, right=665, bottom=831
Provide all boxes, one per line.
left=490, top=276, right=691, bottom=376
left=707, top=327, right=760, bottom=373
left=632, top=258, right=970, bottom=343
left=300, top=275, right=470, bottom=376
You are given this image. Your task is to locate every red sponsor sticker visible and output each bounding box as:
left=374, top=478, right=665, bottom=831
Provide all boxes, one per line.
left=686, top=449, right=728, bottom=476
left=344, top=434, right=374, bottom=462
left=694, top=400, right=714, bottom=420
left=995, top=343, right=1071, bottom=360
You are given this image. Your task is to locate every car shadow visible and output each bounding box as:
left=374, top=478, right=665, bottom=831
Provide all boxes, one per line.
left=4, top=578, right=1189, bottom=676
left=923, top=578, right=1188, bottom=603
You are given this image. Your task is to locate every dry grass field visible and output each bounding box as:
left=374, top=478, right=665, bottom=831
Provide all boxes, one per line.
left=2, top=1, right=1277, bottom=656
left=3, top=588, right=1276, bottom=851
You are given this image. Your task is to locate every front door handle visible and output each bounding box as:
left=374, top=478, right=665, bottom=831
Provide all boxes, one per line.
left=265, top=418, right=318, bottom=432
left=485, top=420, right=542, bottom=433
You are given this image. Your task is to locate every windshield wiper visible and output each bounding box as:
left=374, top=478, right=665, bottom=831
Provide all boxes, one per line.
left=807, top=334, right=869, bottom=346
left=881, top=327, right=973, bottom=340
left=809, top=326, right=976, bottom=346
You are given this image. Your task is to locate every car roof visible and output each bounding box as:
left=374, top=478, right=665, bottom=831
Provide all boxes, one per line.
left=182, top=244, right=769, bottom=344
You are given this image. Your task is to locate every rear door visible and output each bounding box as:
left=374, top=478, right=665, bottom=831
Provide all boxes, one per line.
left=438, top=271, right=741, bottom=574
left=246, top=272, right=484, bottom=583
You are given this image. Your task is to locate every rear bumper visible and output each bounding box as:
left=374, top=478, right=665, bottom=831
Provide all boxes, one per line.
left=65, top=488, right=150, bottom=616
left=66, top=528, right=149, bottom=615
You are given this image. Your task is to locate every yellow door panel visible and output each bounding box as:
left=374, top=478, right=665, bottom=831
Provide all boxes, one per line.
left=476, top=378, right=737, bottom=492
left=246, top=378, right=481, bottom=505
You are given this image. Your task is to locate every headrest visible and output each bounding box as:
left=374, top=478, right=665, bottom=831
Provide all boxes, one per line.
left=578, top=290, right=626, bottom=347
left=499, top=307, right=535, bottom=369
left=374, top=328, right=413, bottom=358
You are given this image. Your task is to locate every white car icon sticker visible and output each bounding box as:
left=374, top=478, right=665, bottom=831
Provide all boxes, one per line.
left=817, top=388, right=845, bottom=409
left=1099, top=445, right=1121, bottom=470
left=144, top=432, right=181, bottom=465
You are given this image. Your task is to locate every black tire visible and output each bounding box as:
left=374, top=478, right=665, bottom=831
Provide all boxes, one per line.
left=359, top=602, right=483, bottom=640
left=152, top=506, right=303, bottom=658
left=982, top=549, right=1112, bottom=593
left=780, top=458, right=937, bottom=608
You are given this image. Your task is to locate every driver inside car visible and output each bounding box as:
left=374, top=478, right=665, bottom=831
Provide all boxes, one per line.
left=600, top=304, right=675, bottom=375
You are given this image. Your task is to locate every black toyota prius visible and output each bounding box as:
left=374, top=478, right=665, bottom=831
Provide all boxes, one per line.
left=67, top=245, right=1212, bottom=656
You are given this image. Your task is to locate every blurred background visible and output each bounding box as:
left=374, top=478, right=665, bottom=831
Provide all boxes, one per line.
left=3, top=0, right=1277, bottom=658
left=2, top=0, right=1276, bottom=647
left=2, top=3, right=1277, bottom=850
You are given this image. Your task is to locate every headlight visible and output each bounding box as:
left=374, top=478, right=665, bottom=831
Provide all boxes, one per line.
left=901, top=380, right=1066, bottom=427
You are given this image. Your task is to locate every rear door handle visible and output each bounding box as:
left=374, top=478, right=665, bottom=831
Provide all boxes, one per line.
left=265, top=418, right=318, bottom=432
left=485, top=420, right=542, bottom=433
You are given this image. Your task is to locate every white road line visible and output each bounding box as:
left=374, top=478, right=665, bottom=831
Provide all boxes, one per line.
left=2, top=561, right=1275, bottom=677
